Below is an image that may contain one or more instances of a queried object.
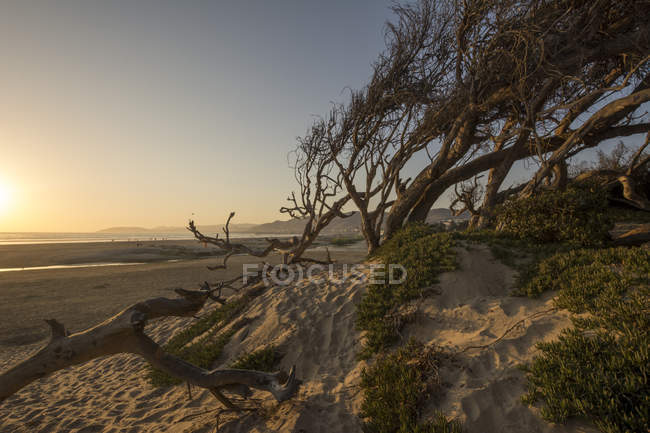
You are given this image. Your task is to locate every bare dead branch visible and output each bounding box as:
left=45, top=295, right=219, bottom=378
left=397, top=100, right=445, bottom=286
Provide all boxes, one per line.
left=188, top=215, right=300, bottom=269
left=0, top=287, right=300, bottom=405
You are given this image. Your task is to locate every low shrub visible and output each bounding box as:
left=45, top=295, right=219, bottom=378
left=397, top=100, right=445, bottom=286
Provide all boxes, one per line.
left=521, top=288, right=649, bottom=433
left=230, top=346, right=281, bottom=372
left=514, top=247, right=650, bottom=306
left=357, top=225, right=456, bottom=356
left=608, top=207, right=650, bottom=224
left=370, top=223, right=436, bottom=260
left=519, top=246, right=650, bottom=432
left=360, top=340, right=462, bottom=433
left=453, top=229, right=569, bottom=271
left=494, top=185, right=612, bottom=246
left=147, top=297, right=250, bottom=386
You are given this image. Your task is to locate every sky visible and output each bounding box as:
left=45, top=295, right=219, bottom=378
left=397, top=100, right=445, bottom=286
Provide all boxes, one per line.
left=0, top=1, right=645, bottom=232
left=0, top=0, right=394, bottom=232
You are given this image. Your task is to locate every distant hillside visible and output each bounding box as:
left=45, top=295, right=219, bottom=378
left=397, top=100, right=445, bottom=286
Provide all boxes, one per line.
left=97, top=224, right=256, bottom=234
left=98, top=208, right=466, bottom=235
left=426, top=208, right=465, bottom=222
left=248, top=208, right=468, bottom=235
left=97, top=227, right=152, bottom=234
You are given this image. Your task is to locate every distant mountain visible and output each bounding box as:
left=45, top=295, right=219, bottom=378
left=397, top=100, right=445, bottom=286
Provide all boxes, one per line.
left=180, top=224, right=258, bottom=234
left=98, top=208, right=467, bottom=236
left=97, top=223, right=256, bottom=234
left=97, top=226, right=152, bottom=234
left=247, top=219, right=307, bottom=235
left=247, top=208, right=468, bottom=235
left=425, top=208, right=469, bottom=223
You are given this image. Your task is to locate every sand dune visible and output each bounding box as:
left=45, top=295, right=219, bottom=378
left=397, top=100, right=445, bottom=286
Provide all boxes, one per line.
left=406, top=245, right=596, bottom=433
left=0, top=266, right=370, bottom=433
left=0, top=245, right=597, bottom=432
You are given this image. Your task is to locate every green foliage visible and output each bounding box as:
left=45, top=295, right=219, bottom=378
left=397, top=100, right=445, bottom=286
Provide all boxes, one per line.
left=371, top=223, right=436, bottom=260
left=413, top=413, right=464, bottom=433
left=147, top=297, right=249, bottom=386
left=467, top=229, right=650, bottom=432
left=514, top=247, right=650, bottom=307
left=519, top=246, right=650, bottom=432
left=357, top=225, right=457, bottom=356
left=494, top=185, right=613, bottom=246
left=360, top=340, right=462, bottom=433
left=358, top=226, right=462, bottom=431
left=453, top=229, right=569, bottom=271
left=230, top=346, right=281, bottom=372
left=329, top=235, right=365, bottom=247
left=521, top=288, right=650, bottom=433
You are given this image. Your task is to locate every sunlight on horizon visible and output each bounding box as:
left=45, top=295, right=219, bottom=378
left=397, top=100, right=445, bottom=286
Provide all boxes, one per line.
left=0, top=1, right=395, bottom=233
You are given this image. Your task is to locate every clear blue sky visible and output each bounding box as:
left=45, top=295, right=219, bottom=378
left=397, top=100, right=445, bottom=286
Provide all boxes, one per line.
left=0, top=1, right=643, bottom=231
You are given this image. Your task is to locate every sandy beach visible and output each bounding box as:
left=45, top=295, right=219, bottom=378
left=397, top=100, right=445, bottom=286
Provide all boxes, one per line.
left=0, top=239, right=366, bottom=367
left=0, top=240, right=599, bottom=433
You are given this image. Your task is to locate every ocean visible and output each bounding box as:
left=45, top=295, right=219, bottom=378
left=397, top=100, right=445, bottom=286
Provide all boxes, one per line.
left=0, top=232, right=287, bottom=245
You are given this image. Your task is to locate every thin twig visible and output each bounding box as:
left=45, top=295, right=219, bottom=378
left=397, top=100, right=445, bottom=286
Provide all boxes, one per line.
left=459, top=307, right=558, bottom=353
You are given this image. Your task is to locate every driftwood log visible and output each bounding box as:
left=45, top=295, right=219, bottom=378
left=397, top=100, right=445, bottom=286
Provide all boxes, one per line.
left=612, top=224, right=650, bottom=247
left=0, top=287, right=299, bottom=405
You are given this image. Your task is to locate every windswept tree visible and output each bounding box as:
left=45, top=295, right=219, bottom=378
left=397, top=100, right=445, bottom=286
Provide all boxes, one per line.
left=188, top=132, right=354, bottom=265
left=288, top=0, right=650, bottom=250
left=189, top=110, right=356, bottom=264
left=286, top=1, right=458, bottom=252
left=383, top=0, right=650, bottom=234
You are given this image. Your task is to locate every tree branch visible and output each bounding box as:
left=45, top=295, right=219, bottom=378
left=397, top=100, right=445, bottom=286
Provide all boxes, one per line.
left=0, top=287, right=299, bottom=405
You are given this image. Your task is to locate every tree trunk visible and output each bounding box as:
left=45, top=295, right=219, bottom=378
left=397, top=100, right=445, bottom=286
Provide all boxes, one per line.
left=612, top=224, right=650, bottom=246
left=476, top=161, right=513, bottom=229
left=0, top=288, right=299, bottom=404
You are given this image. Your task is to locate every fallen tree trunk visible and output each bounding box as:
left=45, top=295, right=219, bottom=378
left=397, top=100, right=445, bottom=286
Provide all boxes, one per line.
left=575, top=169, right=650, bottom=212
left=612, top=224, right=650, bottom=247
left=0, top=287, right=299, bottom=405
left=616, top=175, right=650, bottom=211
